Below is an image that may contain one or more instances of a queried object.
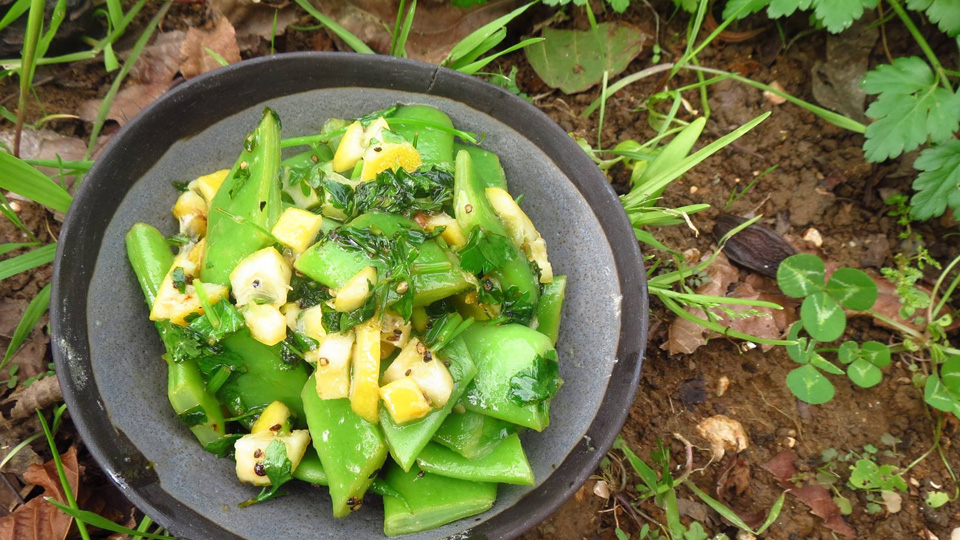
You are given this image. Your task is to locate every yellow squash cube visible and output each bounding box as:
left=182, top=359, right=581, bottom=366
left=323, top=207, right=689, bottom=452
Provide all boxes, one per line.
left=333, top=121, right=365, bottom=172
left=380, top=311, right=412, bottom=348
left=243, top=303, right=287, bottom=346
left=360, top=142, right=421, bottom=182
left=172, top=190, right=208, bottom=239
left=381, top=338, right=454, bottom=408
left=380, top=377, right=431, bottom=424
left=308, top=331, right=355, bottom=400
left=189, top=169, right=230, bottom=202
left=349, top=318, right=381, bottom=423
left=234, top=430, right=311, bottom=486
left=250, top=401, right=292, bottom=435
left=229, top=247, right=292, bottom=308
left=296, top=304, right=327, bottom=342
left=418, top=212, right=467, bottom=250
left=334, top=266, right=377, bottom=312
left=485, top=187, right=553, bottom=283
left=280, top=302, right=301, bottom=330
left=271, top=207, right=323, bottom=255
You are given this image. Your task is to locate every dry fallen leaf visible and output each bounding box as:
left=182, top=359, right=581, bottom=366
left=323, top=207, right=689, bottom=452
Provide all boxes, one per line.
left=180, top=13, right=242, bottom=79
left=213, top=0, right=299, bottom=51
left=130, top=30, right=186, bottom=84
left=79, top=83, right=170, bottom=127
left=762, top=450, right=856, bottom=538
left=881, top=490, right=902, bottom=513
left=2, top=376, right=62, bottom=426
left=0, top=446, right=81, bottom=540
left=696, top=415, right=749, bottom=461
left=664, top=252, right=739, bottom=354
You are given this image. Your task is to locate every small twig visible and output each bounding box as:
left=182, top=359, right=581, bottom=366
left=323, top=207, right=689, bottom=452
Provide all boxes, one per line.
left=876, top=4, right=895, bottom=65
left=615, top=492, right=645, bottom=531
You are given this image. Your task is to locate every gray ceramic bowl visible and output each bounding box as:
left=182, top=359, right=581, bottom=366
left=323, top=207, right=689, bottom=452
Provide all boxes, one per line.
left=51, top=53, right=647, bottom=540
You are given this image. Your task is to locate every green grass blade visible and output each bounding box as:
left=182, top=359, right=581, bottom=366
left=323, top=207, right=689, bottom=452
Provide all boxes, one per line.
left=204, top=47, right=229, bottom=67
left=444, top=1, right=536, bottom=66
left=1, top=282, right=50, bottom=370
left=394, top=0, right=417, bottom=58
left=85, top=0, right=172, bottom=160
left=455, top=37, right=544, bottom=76
left=45, top=499, right=174, bottom=540
left=105, top=0, right=124, bottom=29
left=38, top=410, right=92, bottom=540
left=13, top=0, right=46, bottom=157
left=0, top=0, right=30, bottom=32
left=293, top=0, right=374, bottom=54
left=0, top=242, right=39, bottom=256
left=35, top=0, right=67, bottom=63
left=22, top=158, right=94, bottom=171
left=0, top=243, right=56, bottom=281
left=449, top=28, right=506, bottom=70
left=390, top=0, right=407, bottom=56
left=0, top=192, right=39, bottom=242
left=0, top=151, right=73, bottom=212
left=658, top=294, right=793, bottom=346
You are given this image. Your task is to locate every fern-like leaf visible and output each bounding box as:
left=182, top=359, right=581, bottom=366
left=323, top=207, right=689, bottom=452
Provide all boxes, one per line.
left=910, top=141, right=960, bottom=220
left=861, top=57, right=960, bottom=162
left=906, top=0, right=960, bottom=37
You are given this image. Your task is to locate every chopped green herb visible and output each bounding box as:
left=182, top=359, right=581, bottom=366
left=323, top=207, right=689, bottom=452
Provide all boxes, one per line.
left=171, top=267, right=188, bottom=293
left=459, top=228, right=514, bottom=275
left=507, top=350, right=561, bottom=407
left=239, top=439, right=294, bottom=507
left=177, top=405, right=209, bottom=428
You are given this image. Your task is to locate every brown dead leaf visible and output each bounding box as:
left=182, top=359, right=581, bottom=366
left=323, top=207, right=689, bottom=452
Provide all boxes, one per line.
left=8, top=339, right=49, bottom=382
left=130, top=30, right=186, bottom=84
left=718, top=456, right=751, bottom=498
left=0, top=446, right=82, bottom=540
left=79, top=83, right=170, bottom=127
left=0, top=300, right=28, bottom=338
left=0, top=130, right=86, bottom=180
left=180, top=13, right=242, bottom=79
left=314, top=0, right=523, bottom=64
left=664, top=253, right=739, bottom=354
left=762, top=450, right=856, bottom=538
left=213, top=0, right=299, bottom=51
left=2, top=376, right=62, bottom=425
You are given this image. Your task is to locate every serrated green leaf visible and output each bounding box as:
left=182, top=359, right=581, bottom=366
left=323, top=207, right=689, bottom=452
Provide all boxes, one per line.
left=801, top=292, right=846, bottom=342
left=924, top=374, right=960, bottom=415
left=722, top=0, right=769, bottom=19
left=812, top=0, right=878, bottom=33
left=767, top=0, right=812, bottom=17
left=848, top=358, right=883, bottom=387
left=941, top=356, right=960, bottom=394
left=838, top=341, right=859, bottom=364
left=906, top=0, right=960, bottom=37
left=826, top=267, right=877, bottom=310
left=787, top=364, right=835, bottom=404
left=860, top=341, right=891, bottom=368
left=909, top=140, right=960, bottom=220
left=861, top=57, right=960, bottom=162
left=525, top=22, right=647, bottom=94
left=777, top=253, right=825, bottom=298
left=607, top=0, right=631, bottom=13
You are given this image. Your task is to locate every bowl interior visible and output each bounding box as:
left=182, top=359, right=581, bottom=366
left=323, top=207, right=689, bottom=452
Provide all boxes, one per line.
left=53, top=54, right=645, bottom=540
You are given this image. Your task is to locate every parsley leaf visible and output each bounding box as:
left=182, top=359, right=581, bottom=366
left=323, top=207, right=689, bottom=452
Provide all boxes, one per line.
left=458, top=228, right=514, bottom=275
left=288, top=273, right=332, bottom=308
left=194, top=351, right=245, bottom=383
left=188, top=300, right=245, bottom=344
left=171, top=267, right=188, bottom=294
left=167, top=234, right=190, bottom=247
left=906, top=0, right=960, bottom=37
left=726, top=0, right=878, bottom=33
left=203, top=434, right=243, bottom=458
left=507, top=350, right=561, bottom=407
left=239, top=439, right=294, bottom=507
left=279, top=332, right=319, bottom=365
left=172, top=180, right=190, bottom=193
left=177, top=405, right=208, bottom=428
left=353, top=167, right=454, bottom=218
left=158, top=321, right=205, bottom=362
left=861, top=57, right=960, bottom=162
left=500, top=286, right=536, bottom=325
left=909, top=140, right=960, bottom=220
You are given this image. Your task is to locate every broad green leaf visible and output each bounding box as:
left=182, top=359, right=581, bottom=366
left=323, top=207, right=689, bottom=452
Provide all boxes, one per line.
left=847, top=359, right=882, bottom=388
left=525, top=23, right=647, bottom=94
left=607, top=0, right=630, bottom=12
left=0, top=243, right=56, bottom=281
left=860, top=341, right=891, bottom=368
left=838, top=341, right=858, bottom=365
left=925, top=491, right=950, bottom=508
left=785, top=321, right=809, bottom=363
left=826, top=267, right=877, bottom=310
left=672, top=0, right=699, bottom=12
left=906, top=0, right=960, bottom=37
left=615, top=528, right=630, bottom=540
left=861, top=57, right=960, bottom=162
left=909, top=140, right=960, bottom=221
left=787, top=364, right=835, bottom=404
left=801, top=293, right=845, bottom=342
left=1, top=283, right=50, bottom=368
left=812, top=0, right=878, bottom=33
left=810, top=354, right=844, bottom=375
left=924, top=374, right=960, bottom=416
left=767, top=0, right=812, bottom=17
left=777, top=253, right=825, bottom=298
left=0, top=151, right=73, bottom=213
left=722, top=0, right=769, bottom=19
left=941, top=356, right=960, bottom=394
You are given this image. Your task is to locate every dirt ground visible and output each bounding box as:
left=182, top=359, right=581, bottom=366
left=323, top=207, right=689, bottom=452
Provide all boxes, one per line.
left=1, top=1, right=958, bottom=539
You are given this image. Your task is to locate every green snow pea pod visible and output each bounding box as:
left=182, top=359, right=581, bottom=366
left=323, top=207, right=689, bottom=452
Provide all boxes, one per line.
left=295, top=212, right=474, bottom=306
left=534, top=275, right=566, bottom=345
left=461, top=323, right=558, bottom=431
left=382, top=462, right=497, bottom=537
left=125, top=223, right=226, bottom=446
left=379, top=337, right=477, bottom=471
left=416, top=432, right=534, bottom=485
left=301, top=376, right=388, bottom=518
left=453, top=143, right=506, bottom=190
left=291, top=448, right=327, bottom=485
left=202, top=108, right=283, bottom=285
left=432, top=409, right=514, bottom=460
left=388, top=105, right=455, bottom=166
left=216, top=330, right=308, bottom=429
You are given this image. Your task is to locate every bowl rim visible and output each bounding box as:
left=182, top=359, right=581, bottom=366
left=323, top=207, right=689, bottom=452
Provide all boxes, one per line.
left=51, top=51, right=648, bottom=540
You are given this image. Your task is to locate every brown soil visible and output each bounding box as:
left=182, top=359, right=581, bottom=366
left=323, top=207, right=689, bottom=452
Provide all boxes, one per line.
left=2, top=1, right=959, bottom=539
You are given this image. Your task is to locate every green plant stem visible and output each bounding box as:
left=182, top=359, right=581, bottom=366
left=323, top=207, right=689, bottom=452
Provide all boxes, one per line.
left=930, top=254, right=960, bottom=323
left=886, top=0, right=953, bottom=92
left=38, top=410, right=91, bottom=540
left=13, top=0, right=45, bottom=157
left=868, top=309, right=925, bottom=341
left=658, top=294, right=793, bottom=346
left=654, top=286, right=784, bottom=309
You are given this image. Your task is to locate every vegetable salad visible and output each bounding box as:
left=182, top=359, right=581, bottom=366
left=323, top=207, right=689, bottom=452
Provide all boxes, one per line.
left=125, top=104, right=566, bottom=536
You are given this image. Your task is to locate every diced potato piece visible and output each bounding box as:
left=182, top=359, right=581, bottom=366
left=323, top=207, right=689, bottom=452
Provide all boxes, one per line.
left=380, top=377, right=431, bottom=424
left=381, top=338, right=454, bottom=408
left=250, top=401, right=292, bottom=435
left=333, top=121, right=365, bottom=173
left=307, top=331, right=354, bottom=399
left=417, top=212, right=467, bottom=250
left=380, top=311, right=412, bottom=348
left=281, top=302, right=301, bottom=331
left=334, top=266, right=376, bottom=312
left=173, top=190, right=207, bottom=239
left=229, top=247, right=292, bottom=308
left=296, top=304, right=326, bottom=342
left=349, top=318, right=381, bottom=423
left=189, top=169, right=230, bottom=202
left=271, top=208, right=323, bottom=255
left=243, top=303, right=287, bottom=346
left=485, top=187, right=553, bottom=283
left=235, top=430, right=311, bottom=486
